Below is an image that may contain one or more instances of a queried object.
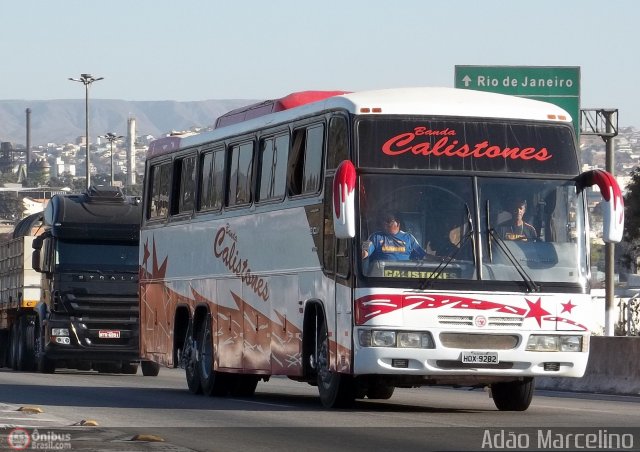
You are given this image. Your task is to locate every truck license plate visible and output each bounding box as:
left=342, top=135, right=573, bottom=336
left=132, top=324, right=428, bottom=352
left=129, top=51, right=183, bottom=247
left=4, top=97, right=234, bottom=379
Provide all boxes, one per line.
left=461, top=351, right=498, bottom=364
left=99, top=330, right=121, bottom=339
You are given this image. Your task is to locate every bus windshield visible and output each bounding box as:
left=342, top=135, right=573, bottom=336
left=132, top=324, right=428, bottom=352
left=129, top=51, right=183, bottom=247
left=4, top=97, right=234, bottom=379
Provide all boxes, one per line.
left=359, top=175, right=587, bottom=286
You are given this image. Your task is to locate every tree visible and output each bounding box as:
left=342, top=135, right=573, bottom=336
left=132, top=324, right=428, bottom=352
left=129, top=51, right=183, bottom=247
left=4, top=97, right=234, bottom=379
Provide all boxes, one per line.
left=0, top=192, right=24, bottom=221
left=622, top=167, right=640, bottom=271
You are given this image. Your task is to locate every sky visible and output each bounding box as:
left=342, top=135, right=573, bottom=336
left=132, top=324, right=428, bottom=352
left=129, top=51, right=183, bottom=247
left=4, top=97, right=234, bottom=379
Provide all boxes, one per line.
left=2, top=0, right=639, bottom=126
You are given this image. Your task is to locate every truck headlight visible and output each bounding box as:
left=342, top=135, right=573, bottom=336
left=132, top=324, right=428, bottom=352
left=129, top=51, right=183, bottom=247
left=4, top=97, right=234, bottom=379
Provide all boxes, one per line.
left=51, top=328, right=69, bottom=336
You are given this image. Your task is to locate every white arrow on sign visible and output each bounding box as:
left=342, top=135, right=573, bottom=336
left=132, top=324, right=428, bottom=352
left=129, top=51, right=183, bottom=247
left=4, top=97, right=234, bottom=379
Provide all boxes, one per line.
left=462, top=75, right=472, bottom=87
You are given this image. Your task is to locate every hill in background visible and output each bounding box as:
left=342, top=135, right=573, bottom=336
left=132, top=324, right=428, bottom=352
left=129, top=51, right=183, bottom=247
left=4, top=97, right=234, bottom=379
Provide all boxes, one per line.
left=0, top=99, right=257, bottom=146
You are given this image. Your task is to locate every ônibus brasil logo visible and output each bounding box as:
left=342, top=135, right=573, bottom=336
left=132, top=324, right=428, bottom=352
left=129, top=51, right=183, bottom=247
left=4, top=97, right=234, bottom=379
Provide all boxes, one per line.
left=7, top=428, right=30, bottom=450
left=6, top=428, right=72, bottom=450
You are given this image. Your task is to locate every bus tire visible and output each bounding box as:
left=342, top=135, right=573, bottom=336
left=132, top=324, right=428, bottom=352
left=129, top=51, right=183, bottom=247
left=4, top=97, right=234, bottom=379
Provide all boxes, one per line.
left=367, top=385, right=395, bottom=400
left=316, top=321, right=355, bottom=408
left=491, top=378, right=534, bottom=411
left=141, top=361, right=160, bottom=377
left=197, top=316, right=230, bottom=397
left=230, top=375, right=259, bottom=397
left=184, top=321, right=202, bottom=394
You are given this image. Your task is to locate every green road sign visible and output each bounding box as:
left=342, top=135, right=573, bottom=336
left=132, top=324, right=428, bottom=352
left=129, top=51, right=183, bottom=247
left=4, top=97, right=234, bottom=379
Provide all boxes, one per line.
left=454, top=65, right=580, bottom=133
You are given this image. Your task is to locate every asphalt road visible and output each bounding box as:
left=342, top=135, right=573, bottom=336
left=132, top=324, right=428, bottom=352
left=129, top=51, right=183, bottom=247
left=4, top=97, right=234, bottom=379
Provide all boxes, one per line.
left=1, top=367, right=639, bottom=451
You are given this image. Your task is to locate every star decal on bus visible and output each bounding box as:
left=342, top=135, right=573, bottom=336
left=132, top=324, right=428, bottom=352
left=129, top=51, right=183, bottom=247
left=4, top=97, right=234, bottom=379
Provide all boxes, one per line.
left=561, top=300, right=576, bottom=313
left=142, top=237, right=169, bottom=279
left=524, top=297, right=551, bottom=327
left=142, top=237, right=150, bottom=268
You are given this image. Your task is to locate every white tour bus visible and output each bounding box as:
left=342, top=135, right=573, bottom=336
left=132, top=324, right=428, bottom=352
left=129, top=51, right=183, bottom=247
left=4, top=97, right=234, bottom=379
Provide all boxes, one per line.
left=139, top=87, right=623, bottom=410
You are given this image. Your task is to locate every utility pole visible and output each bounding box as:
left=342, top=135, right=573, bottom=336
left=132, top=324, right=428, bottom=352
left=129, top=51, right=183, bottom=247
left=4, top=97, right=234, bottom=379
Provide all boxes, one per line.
left=101, top=133, right=123, bottom=186
left=69, top=74, right=104, bottom=190
left=580, top=108, right=619, bottom=336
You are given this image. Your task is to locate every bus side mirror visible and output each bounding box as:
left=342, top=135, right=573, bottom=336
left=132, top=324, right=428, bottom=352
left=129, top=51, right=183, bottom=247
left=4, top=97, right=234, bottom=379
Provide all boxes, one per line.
left=333, top=160, right=356, bottom=239
left=576, top=169, right=624, bottom=243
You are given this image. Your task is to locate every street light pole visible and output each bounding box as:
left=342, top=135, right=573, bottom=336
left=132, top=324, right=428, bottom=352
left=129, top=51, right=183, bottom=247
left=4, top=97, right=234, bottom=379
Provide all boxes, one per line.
left=68, top=73, right=104, bottom=190
left=101, top=133, right=123, bottom=186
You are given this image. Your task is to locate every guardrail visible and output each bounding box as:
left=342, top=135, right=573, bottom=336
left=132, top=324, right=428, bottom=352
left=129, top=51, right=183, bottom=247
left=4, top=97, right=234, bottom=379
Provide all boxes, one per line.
left=536, top=336, right=640, bottom=395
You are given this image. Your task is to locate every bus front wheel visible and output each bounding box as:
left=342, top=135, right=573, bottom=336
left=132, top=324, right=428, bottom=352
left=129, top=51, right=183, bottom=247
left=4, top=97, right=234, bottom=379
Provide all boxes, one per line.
left=491, top=378, right=534, bottom=411
left=316, top=322, right=355, bottom=408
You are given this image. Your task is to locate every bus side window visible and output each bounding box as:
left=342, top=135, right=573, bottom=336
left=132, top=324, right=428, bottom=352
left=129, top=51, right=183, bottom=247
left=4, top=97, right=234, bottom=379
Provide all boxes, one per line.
left=199, top=147, right=225, bottom=212
left=227, top=141, right=254, bottom=207
left=288, top=124, right=324, bottom=196
left=172, top=154, right=196, bottom=215
left=258, top=134, right=289, bottom=202
left=147, top=162, right=170, bottom=220
left=327, top=116, right=349, bottom=170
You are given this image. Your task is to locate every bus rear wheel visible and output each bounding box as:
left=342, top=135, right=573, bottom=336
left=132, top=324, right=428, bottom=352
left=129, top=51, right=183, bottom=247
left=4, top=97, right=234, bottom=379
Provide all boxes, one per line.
left=184, top=322, right=202, bottom=394
left=316, top=322, right=355, bottom=408
left=197, top=316, right=230, bottom=397
left=491, top=378, right=534, bottom=411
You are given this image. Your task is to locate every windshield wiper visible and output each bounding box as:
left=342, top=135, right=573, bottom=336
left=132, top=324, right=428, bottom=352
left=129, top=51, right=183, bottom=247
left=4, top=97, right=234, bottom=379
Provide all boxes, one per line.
left=487, top=228, right=540, bottom=293
left=420, top=204, right=474, bottom=290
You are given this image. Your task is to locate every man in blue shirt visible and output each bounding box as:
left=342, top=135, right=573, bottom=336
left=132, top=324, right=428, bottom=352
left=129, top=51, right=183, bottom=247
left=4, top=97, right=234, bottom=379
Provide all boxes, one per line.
left=363, top=213, right=427, bottom=261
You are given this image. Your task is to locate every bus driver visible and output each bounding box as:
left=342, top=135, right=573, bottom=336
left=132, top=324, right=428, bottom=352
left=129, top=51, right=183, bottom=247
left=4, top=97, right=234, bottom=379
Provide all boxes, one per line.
left=498, top=198, right=537, bottom=241
left=362, top=213, right=427, bottom=261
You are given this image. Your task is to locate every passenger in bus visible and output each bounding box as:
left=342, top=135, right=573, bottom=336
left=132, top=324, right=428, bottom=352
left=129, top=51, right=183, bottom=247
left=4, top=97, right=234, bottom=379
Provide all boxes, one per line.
left=362, top=213, right=427, bottom=261
left=497, top=198, right=537, bottom=241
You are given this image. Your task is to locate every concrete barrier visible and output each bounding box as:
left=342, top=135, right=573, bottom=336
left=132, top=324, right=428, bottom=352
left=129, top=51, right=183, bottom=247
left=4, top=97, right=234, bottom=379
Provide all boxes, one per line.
left=536, top=336, right=640, bottom=395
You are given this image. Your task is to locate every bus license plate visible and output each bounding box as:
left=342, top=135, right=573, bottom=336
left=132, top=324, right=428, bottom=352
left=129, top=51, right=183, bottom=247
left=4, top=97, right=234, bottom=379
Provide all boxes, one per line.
left=461, top=351, right=498, bottom=364
left=99, top=330, right=121, bottom=339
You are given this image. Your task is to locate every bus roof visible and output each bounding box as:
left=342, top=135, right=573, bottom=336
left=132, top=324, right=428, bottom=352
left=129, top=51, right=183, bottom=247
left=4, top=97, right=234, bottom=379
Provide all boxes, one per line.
left=147, top=87, right=573, bottom=159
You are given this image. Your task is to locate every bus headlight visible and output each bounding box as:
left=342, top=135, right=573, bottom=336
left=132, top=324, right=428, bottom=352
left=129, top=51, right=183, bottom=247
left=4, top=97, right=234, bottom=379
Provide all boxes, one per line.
left=397, top=332, right=434, bottom=348
left=372, top=330, right=396, bottom=347
left=526, top=335, right=583, bottom=352
left=51, top=328, right=69, bottom=336
left=358, top=329, right=434, bottom=348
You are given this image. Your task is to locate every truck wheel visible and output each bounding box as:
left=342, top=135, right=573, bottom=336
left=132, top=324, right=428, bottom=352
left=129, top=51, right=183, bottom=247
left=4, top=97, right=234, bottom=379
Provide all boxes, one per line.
left=0, top=330, right=8, bottom=367
left=21, top=317, right=37, bottom=372
left=35, top=319, right=55, bottom=374
left=141, top=361, right=160, bottom=377
left=16, top=317, right=36, bottom=371
left=121, top=362, right=139, bottom=374
left=10, top=322, right=19, bottom=370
